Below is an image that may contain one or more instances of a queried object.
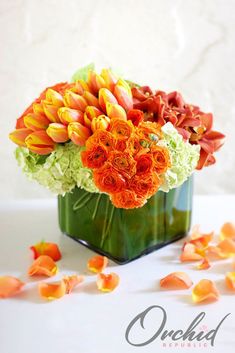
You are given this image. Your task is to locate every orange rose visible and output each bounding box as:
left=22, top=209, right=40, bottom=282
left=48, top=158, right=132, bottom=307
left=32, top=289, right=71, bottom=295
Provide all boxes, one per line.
left=81, top=145, right=108, bottom=169
left=114, top=139, right=128, bottom=152
left=109, top=151, right=136, bottom=179
left=109, top=118, right=134, bottom=140
left=86, top=129, right=114, bottom=151
left=137, top=121, right=162, bottom=141
left=151, top=145, right=170, bottom=174
left=93, top=166, right=126, bottom=193
left=111, top=190, right=145, bottom=209
left=129, top=173, right=160, bottom=198
left=135, top=153, right=154, bottom=175
left=128, top=134, right=143, bottom=155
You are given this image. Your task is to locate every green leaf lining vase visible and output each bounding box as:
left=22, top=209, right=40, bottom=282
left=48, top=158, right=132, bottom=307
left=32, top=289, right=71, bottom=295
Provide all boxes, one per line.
left=58, top=177, right=193, bottom=264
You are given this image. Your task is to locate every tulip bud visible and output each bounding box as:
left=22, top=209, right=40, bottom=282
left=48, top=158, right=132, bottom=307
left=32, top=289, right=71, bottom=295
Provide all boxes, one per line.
left=83, top=91, right=100, bottom=108
left=9, top=128, right=32, bottom=147
left=84, top=106, right=102, bottom=128
left=98, top=88, right=118, bottom=113
left=68, top=122, right=91, bottom=146
left=24, top=113, right=50, bottom=131
left=100, top=68, right=117, bottom=92
left=16, top=116, right=26, bottom=129
left=76, top=79, right=90, bottom=92
left=87, top=71, right=106, bottom=95
left=91, top=115, right=110, bottom=133
left=63, top=91, right=87, bottom=112
left=106, top=102, right=127, bottom=120
left=25, top=131, right=55, bottom=155
left=114, top=79, right=133, bottom=112
left=46, top=123, right=69, bottom=143
left=45, top=89, right=64, bottom=107
left=33, top=103, right=44, bottom=116
left=42, top=101, right=60, bottom=123
left=58, top=107, right=84, bottom=125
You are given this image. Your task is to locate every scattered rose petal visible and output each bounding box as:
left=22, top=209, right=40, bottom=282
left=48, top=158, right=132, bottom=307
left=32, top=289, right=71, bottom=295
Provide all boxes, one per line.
left=189, top=225, right=214, bottom=248
left=160, top=272, right=193, bottom=289
left=30, top=241, right=61, bottom=261
left=197, top=258, right=211, bottom=270
left=225, top=272, right=235, bottom=291
left=62, top=275, right=84, bottom=294
left=180, top=243, right=204, bottom=262
left=28, top=255, right=58, bottom=277
left=38, top=281, right=66, bottom=300
left=207, top=245, right=226, bottom=259
left=97, top=273, right=119, bottom=292
left=192, top=279, right=219, bottom=303
left=87, top=255, right=108, bottom=273
left=0, top=276, right=24, bottom=298
left=217, top=239, right=235, bottom=257
left=220, top=222, right=235, bottom=241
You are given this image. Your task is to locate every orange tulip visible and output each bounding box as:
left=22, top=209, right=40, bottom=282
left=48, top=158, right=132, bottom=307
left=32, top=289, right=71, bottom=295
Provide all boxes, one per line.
left=45, top=88, right=64, bottom=107
left=25, top=130, right=55, bottom=155
left=98, top=88, right=118, bottom=112
left=192, top=279, right=219, bottom=303
left=87, top=71, right=106, bottom=94
left=28, top=255, right=58, bottom=277
left=0, top=276, right=24, bottom=298
left=76, top=79, right=90, bottom=92
left=24, top=113, right=50, bottom=131
left=42, top=101, right=60, bottom=123
left=91, top=115, right=110, bottom=133
left=33, top=103, right=44, bottom=116
left=160, top=272, right=193, bottom=289
left=101, top=68, right=117, bottom=91
left=58, top=107, right=84, bottom=125
left=63, top=90, right=88, bottom=112
left=30, top=241, right=62, bottom=261
left=97, top=273, right=120, bottom=292
left=83, top=91, right=100, bottom=108
left=114, top=79, right=133, bottom=111
left=68, top=122, right=91, bottom=146
left=9, top=128, right=32, bottom=147
left=46, top=123, right=69, bottom=143
left=87, top=255, right=108, bottom=273
left=84, top=106, right=102, bottom=128
left=106, top=102, right=127, bottom=120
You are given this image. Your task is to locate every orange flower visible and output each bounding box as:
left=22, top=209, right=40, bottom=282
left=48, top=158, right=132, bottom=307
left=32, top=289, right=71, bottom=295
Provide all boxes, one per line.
left=109, top=118, right=134, bottom=140
left=24, top=113, right=50, bottom=131
left=97, top=273, right=120, bottom=292
left=58, top=107, right=84, bottom=125
left=42, top=101, right=61, bottom=123
left=83, top=91, right=100, bottom=108
left=197, top=258, right=211, bottom=270
left=135, top=153, right=154, bottom=175
left=0, top=276, right=24, bottom=298
left=220, top=222, right=235, bottom=241
left=127, top=109, right=144, bottom=126
left=45, top=89, right=64, bottom=107
left=225, top=272, right=235, bottom=291
left=84, top=106, right=103, bottom=128
left=129, top=173, right=160, bottom=199
left=111, top=190, right=146, bottom=209
left=100, top=68, right=117, bottom=92
left=151, top=145, right=170, bottom=174
left=87, top=255, right=108, bottom=273
left=81, top=145, right=108, bottom=169
left=138, top=121, right=162, bottom=140
left=160, top=272, right=193, bottom=290
left=46, top=123, right=69, bottom=143
left=30, top=241, right=62, bottom=261
left=68, top=122, right=91, bottom=146
left=63, top=91, right=88, bottom=112
left=87, top=71, right=106, bottom=94
left=93, top=166, right=126, bottom=193
left=98, top=88, right=118, bottom=112
left=28, top=255, right=58, bottom=277
left=180, top=243, right=204, bottom=262
left=128, top=134, right=143, bottom=155
left=113, top=79, right=133, bottom=111
left=192, top=279, right=219, bottom=303
left=9, top=128, right=33, bottom=147
left=106, top=102, right=127, bottom=120
left=91, top=115, right=110, bottom=133
left=86, top=130, right=114, bottom=151
left=109, top=151, right=136, bottom=179
left=114, top=139, right=128, bottom=152
left=25, top=130, right=55, bottom=155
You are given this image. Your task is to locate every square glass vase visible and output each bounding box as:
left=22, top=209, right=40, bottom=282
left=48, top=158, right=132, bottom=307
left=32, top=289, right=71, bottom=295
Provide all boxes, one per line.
left=58, top=177, right=193, bottom=264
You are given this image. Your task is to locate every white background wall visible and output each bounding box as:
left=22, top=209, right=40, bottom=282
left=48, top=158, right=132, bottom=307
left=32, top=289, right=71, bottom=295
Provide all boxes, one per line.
left=0, top=0, right=234, bottom=200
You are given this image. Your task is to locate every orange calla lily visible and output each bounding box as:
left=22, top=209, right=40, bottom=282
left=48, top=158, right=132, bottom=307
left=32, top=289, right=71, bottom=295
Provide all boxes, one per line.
left=30, top=241, right=62, bottom=261
left=87, top=255, right=108, bottom=273
left=160, top=272, right=193, bottom=289
left=197, top=258, right=211, bottom=270
left=63, top=275, right=84, bottom=294
left=225, top=272, right=235, bottom=291
left=97, top=272, right=119, bottom=292
left=0, top=276, right=24, bottom=298
left=28, top=255, right=58, bottom=277
left=38, top=281, right=66, bottom=300
left=220, top=222, right=235, bottom=241
left=180, top=243, right=204, bottom=262
left=192, top=279, right=219, bottom=303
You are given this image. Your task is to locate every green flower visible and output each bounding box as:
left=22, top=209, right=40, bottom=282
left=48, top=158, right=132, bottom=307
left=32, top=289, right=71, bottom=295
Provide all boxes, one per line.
left=158, top=123, right=200, bottom=192
left=15, top=142, right=98, bottom=195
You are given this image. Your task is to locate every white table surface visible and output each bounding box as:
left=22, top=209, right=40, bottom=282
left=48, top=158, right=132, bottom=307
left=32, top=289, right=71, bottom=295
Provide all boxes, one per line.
left=0, top=195, right=235, bottom=353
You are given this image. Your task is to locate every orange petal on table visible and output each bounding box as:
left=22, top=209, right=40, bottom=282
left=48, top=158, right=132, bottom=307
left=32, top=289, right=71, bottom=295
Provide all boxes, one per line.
left=97, top=273, right=119, bottom=292
left=62, top=275, right=84, bottom=294
left=225, top=272, right=235, bottom=291
left=207, top=245, right=226, bottom=259
left=30, top=241, right=62, bottom=261
left=0, top=276, right=24, bottom=298
left=189, top=225, right=214, bottom=248
left=197, top=258, right=211, bottom=270
left=217, top=239, right=235, bottom=257
left=38, top=281, right=66, bottom=300
left=28, top=255, right=58, bottom=277
left=180, top=243, right=204, bottom=262
left=192, top=279, right=219, bottom=303
left=220, top=222, right=235, bottom=241
left=87, top=255, right=108, bottom=273
left=160, top=272, right=193, bottom=289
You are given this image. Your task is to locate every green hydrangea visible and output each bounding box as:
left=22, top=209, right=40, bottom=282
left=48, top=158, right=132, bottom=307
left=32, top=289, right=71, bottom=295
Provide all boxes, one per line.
left=158, top=122, right=200, bottom=192
left=15, top=142, right=98, bottom=195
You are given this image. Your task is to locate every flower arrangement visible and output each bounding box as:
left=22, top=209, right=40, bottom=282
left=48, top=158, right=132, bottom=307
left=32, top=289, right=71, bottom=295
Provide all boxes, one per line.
left=9, top=64, right=225, bottom=209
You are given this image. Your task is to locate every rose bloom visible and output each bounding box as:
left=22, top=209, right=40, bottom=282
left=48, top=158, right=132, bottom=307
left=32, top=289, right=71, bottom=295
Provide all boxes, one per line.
left=114, top=139, right=128, bottom=152
left=81, top=144, right=108, bottom=169
left=86, top=130, right=114, bottom=151
left=137, top=121, right=162, bottom=141
left=108, top=151, right=136, bottom=179
left=93, top=165, right=126, bottom=193
left=109, top=118, right=134, bottom=140
left=135, top=153, right=154, bottom=175
left=129, top=173, right=160, bottom=199
left=128, top=134, right=143, bottom=156
left=151, top=145, right=170, bottom=174
left=111, top=189, right=146, bottom=209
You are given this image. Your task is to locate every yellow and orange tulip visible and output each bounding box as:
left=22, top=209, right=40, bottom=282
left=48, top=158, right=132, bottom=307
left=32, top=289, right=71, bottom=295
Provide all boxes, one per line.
left=58, top=107, right=84, bottom=125
left=68, top=122, right=91, bottom=146
left=24, top=113, right=50, bottom=131
left=83, top=91, right=100, bottom=108
left=114, top=79, right=133, bottom=111
left=84, top=106, right=102, bottom=128
left=87, top=71, right=106, bottom=94
left=101, top=68, right=117, bottom=92
left=25, top=130, right=55, bottom=155
left=98, top=88, right=118, bottom=112
left=63, top=91, right=87, bottom=112
left=45, top=89, right=64, bottom=107
left=46, top=123, right=69, bottom=143
left=42, top=101, right=60, bottom=123
left=91, top=115, right=110, bottom=133
left=9, top=128, right=32, bottom=147
left=106, top=102, right=127, bottom=120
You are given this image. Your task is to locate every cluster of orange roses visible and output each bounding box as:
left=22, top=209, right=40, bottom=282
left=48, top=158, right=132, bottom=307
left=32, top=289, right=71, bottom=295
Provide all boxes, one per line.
left=81, top=118, right=170, bottom=208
